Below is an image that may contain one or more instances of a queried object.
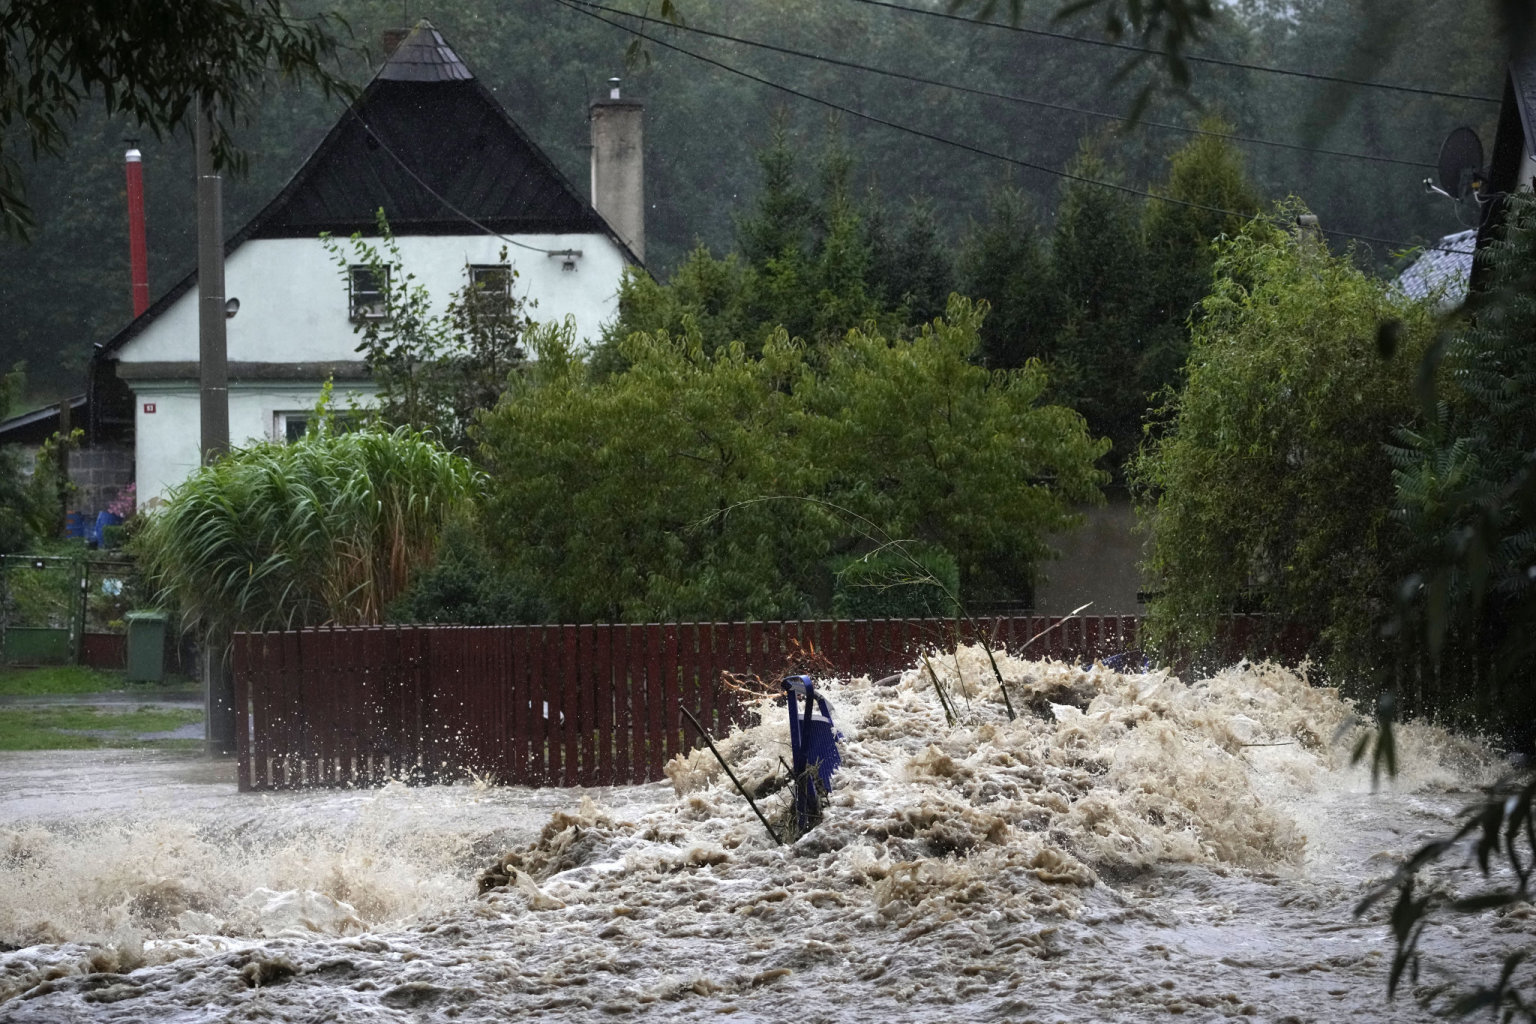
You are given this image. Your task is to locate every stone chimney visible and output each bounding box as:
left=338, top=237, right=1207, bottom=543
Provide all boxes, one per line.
left=590, top=78, right=644, bottom=263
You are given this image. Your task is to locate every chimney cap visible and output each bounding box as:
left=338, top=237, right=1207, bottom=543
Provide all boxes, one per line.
left=125, top=148, right=142, bottom=162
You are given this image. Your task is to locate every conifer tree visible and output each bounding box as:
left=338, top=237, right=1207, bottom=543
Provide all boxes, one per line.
left=959, top=186, right=1057, bottom=370
left=1049, top=145, right=1152, bottom=473
left=1141, top=120, right=1264, bottom=398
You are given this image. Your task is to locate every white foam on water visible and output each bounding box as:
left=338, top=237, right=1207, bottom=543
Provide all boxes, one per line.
left=0, top=652, right=1523, bottom=1021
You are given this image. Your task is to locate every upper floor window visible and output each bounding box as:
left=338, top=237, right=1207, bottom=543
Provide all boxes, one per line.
left=468, top=263, right=511, bottom=296
left=349, top=266, right=388, bottom=321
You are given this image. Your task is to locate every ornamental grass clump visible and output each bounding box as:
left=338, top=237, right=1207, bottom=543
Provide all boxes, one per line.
left=135, top=424, right=478, bottom=636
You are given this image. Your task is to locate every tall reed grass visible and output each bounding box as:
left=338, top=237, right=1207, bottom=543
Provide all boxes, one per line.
left=135, top=425, right=479, bottom=635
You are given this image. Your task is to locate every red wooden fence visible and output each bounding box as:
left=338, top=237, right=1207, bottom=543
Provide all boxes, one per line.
left=231, top=614, right=1286, bottom=792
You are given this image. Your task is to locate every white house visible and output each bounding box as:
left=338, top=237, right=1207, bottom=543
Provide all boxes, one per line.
left=90, top=20, right=643, bottom=503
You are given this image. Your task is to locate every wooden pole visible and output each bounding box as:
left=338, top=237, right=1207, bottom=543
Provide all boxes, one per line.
left=680, top=704, right=780, bottom=846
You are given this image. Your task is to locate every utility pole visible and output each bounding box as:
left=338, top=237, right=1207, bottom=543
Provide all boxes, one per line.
left=196, top=99, right=235, bottom=756
left=196, top=100, right=229, bottom=465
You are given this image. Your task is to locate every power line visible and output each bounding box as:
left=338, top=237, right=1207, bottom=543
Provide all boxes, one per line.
left=346, top=110, right=579, bottom=258
left=848, top=0, right=1502, bottom=105
left=565, top=0, right=1432, bottom=170
left=555, top=0, right=1466, bottom=255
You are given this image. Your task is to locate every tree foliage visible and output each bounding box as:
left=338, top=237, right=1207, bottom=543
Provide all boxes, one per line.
left=478, top=298, right=1106, bottom=624
left=322, top=213, right=531, bottom=452
left=0, top=365, right=35, bottom=554
left=597, top=118, right=905, bottom=371
left=1391, top=193, right=1536, bottom=684
left=969, top=131, right=1263, bottom=475
left=1132, top=208, right=1437, bottom=681
left=135, top=420, right=478, bottom=637
left=0, top=0, right=352, bottom=239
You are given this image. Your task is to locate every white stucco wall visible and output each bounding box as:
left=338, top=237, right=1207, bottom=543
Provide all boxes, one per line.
left=130, top=380, right=381, bottom=506
left=115, top=230, right=629, bottom=501
left=118, top=231, right=628, bottom=365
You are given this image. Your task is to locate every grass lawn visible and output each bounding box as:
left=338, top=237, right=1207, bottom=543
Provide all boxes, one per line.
left=0, top=705, right=203, bottom=750
left=0, top=665, right=199, bottom=697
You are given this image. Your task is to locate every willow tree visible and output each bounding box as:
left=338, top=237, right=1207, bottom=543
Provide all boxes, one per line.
left=1132, top=208, right=1437, bottom=684
left=135, top=421, right=479, bottom=637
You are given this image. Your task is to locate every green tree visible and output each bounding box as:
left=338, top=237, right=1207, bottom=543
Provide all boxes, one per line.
left=135, top=422, right=478, bottom=637
left=479, top=298, right=1106, bottom=623
left=960, top=186, right=1058, bottom=371
left=1048, top=145, right=1153, bottom=472
left=479, top=319, right=829, bottom=624
left=1356, top=199, right=1536, bottom=1019
left=867, top=195, right=956, bottom=326
left=1389, top=192, right=1536, bottom=722
left=386, top=517, right=548, bottom=626
left=0, top=365, right=36, bottom=553
left=322, top=213, right=531, bottom=452
left=1132, top=209, right=1437, bottom=683
left=0, top=0, right=351, bottom=238
left=801, top=296, right=1107, bottom=599
left=1140, top=120, right=1264, bottom=399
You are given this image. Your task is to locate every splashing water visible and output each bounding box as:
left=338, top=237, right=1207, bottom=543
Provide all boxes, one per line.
left=0, top=651, right=1522, bottom=1021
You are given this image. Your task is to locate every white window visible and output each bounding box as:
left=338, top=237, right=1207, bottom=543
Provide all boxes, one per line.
left=349, top=266, right=388, bottom=321
left=468, top=263, right=511, bottom=296
left=274, top=410, right=360, bottom=443
left=273, top=411, right=310, bottom=443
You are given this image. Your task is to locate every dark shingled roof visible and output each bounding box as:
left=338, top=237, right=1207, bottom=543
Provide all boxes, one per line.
left=249, top=20, right=613, bottom=239
left=377, top=23, right=474, bottom=82
left=94, top=19, right=634, bottom=362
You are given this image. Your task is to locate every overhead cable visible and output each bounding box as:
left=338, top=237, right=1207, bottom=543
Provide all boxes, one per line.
left=565, top=0, right=1432, bottom=170
left=347, top=110, right=582, bottom=257
left=847, top=0, right=1502, bottom=105
left=555, top=0, right=1468, bottom=255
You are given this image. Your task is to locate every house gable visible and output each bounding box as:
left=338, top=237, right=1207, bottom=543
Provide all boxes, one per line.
left=92, top=19, right=637, bottom=501
left=246, top=27, right=617, bottom=241
left=96, top=19, right=636, bottom=367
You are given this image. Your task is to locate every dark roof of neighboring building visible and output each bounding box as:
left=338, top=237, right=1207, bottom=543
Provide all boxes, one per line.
left=95, top=19, right=635, bottom=362
left=378, top=25, right=475, bottom=82
left=1510, top=54, right=1536, bottom=163
left=0, top=395, right=86, bottom=447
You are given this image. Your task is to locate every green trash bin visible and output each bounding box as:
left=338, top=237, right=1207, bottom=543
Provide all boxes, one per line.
left=125, top=611, right=167, bottom=683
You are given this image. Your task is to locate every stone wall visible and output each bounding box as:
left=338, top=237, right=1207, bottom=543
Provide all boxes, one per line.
left=67, top=444, right=134, bottom=521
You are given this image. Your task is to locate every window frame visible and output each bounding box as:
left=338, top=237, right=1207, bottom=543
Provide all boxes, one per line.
left=348, top=265, right=389, bottom=321
left=468, top=263, right=512, bottom=297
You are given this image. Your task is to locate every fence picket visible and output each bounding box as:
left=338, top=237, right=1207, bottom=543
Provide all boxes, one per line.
left=234, top=615, right=1369, bottom=792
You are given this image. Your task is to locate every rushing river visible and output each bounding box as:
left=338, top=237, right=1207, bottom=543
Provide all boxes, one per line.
left=1, top=651, right=1528, bottom=1022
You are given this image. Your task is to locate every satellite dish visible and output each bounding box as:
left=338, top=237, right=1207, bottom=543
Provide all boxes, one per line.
left=1438, top=127, right=1485, bottom=199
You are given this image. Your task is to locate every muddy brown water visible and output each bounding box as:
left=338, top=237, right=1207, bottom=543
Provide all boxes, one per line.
left=1, top=653, right=1529, bottom=1022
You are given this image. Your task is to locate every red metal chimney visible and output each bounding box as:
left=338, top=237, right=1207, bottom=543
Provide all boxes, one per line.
left=125, top=146, right=149, bottom=317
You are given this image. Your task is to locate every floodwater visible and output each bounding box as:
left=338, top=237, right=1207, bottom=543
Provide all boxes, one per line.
left=1, top=651, right=1529, bottom=1022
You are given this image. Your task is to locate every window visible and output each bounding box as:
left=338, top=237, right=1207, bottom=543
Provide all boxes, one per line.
left=274, top=410, right=360, bottom=443
left=349, top=266, right=388, bottom=321
left=273, top=411, right=310, bottom=443
left=468, top=263, right=511, bottom=296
